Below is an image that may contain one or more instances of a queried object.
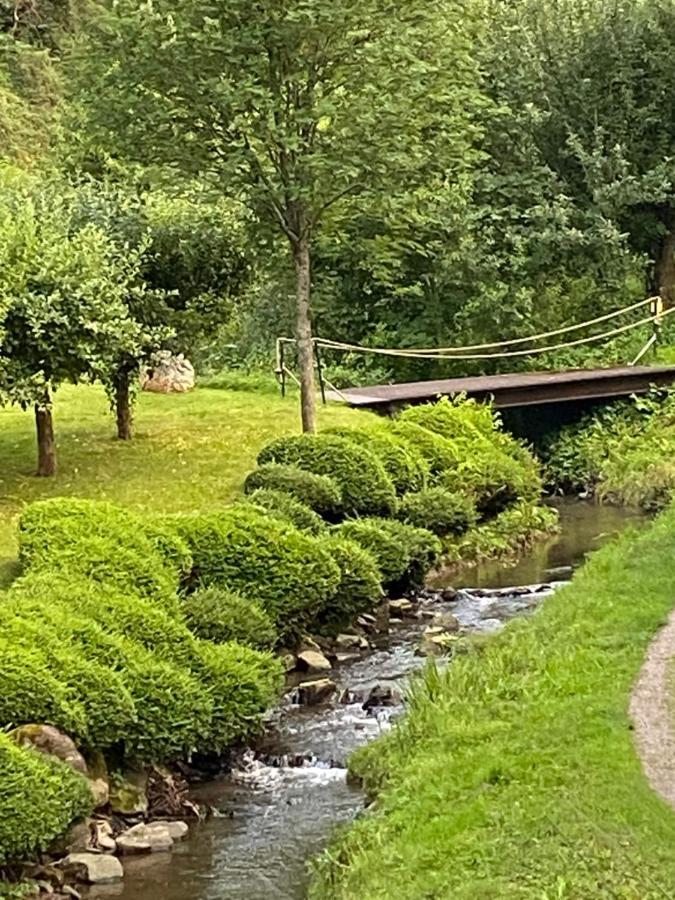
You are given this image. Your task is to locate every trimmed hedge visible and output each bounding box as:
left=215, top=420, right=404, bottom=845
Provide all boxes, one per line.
left=244, top=464, right=342, bottom=519
left=0, top=735, right=92, bottom=866
left=398, top=488, right=477, bottom=536
left=184, top=586, right=277, bottom=649
left=174, top=506, right=341, bottom=640
left=399, top=396, right=498, bottom=442
left=19, top=499, right=182, bottom=606
left=334, top=519, right=441, bottom=593
left=319, top=536, right=383, bottom=629
left=390, top=421, right=461, bottom=480
left=325, top=427, right=429, bottom=495
left=193, top=640, right=284, bottom=751
left=258, top=434, right=397, bottom=518
left=246, top=488, right=327, bottom=534
left=440, top=451, right=540, bottom=517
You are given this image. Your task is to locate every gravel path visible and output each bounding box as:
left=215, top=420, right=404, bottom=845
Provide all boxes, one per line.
left=630, top=609, right=675, bottom=808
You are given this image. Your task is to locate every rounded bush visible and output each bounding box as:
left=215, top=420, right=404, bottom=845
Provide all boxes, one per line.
left=0, top=636, right=87, bottom=738
left=258, top=434, right=397, bottom=518
left=246, top=489, right=327, bottom=534
left=319, top=536, right=383, bottom=629
left=325, top=427, right=429, bottom=494
left=9, top=573, right=194, bottom=664
left=244, top=464, right=342, bottom=519
left=193, top=640, right=284, bottom=751
left=399, top=396, right=498, bottom=441
left=184, top=586, right=277, bottom=649
left=19, top=499, right=181, bottom=605
left=440, top=451, right=538, bottom=517
left=120, top=647, right=214, bottom=762
left=334, top=518, right=441, bottom=593
left=398, top=488, right=477, bottom=536
left=174, top=507, right=341, bottom=641
left=390, top=421, right=460, bottom=479
left=0, top=734, right=93, bottom=866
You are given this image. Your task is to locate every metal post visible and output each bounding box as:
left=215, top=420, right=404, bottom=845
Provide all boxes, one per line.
left=654, top=295, right=665, bottom=355
left=314, top=339, right=327, bottom=406
left=277, top=339, right=287, bottom=398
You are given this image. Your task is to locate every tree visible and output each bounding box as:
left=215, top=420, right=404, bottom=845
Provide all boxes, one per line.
left=488, top=0, right=675, bottom=304
left=71, top=0, right=483, bottom=431
left=0, top=168, right=144, bottom=474
left=71, top=179, right=251, bottom=439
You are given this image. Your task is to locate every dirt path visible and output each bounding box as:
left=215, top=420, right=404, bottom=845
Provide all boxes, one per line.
left=630, top=609, right=675, bottom=808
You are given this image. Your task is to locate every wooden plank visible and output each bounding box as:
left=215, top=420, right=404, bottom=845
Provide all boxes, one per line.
left=326, top=365, right=675, bottom=410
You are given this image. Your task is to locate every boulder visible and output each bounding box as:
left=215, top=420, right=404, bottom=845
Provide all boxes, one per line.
left=141, top=352, right=195, bottom=394
left=60, top=853, right=123, bottom=885
left=152, top=820, right=189, bottom=841
left=297, top=679, right=337, bottom=706
left=335, top=651, right=361, bottom=665
left=116, top=822, right=173, bottom=855
left=441, top=587, right=458, bottom=602
left=11, top=725, right=87, bottom=775
left=109, top=770, right=149, bottom=816
left=430, top=611, right=460, bottom=632
left=296, top=649, right=332, bottom=674
left=88, top=777, right=109, bottom=809
left=388, top=599, right=414, bottom=617
left=335, top=633, right=362, bottom=650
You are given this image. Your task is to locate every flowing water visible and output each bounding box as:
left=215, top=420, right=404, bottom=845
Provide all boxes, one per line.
left=87, top=499, right=645, bottom=900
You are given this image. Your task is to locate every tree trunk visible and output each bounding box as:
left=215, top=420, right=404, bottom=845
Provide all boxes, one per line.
left=115, top=368, right=133, bottom=441
left=656, top=225, right=675, bottom=307
left=292, top=234, right=317, bottom=434
left=35, top=394, right=56, bottom=477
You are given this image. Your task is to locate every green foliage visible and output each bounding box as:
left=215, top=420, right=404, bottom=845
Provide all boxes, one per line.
left=18, top=498, right=182, bottom=606
left=390, top=421, right=461, bottom=479
left=318, top=536, right=383, bottom=629
left=174, top=506, right=341, bottom=640
left=183, top=586, right=277, bottom=649
left=258, top=434, right=397, bottom=519
left=0, top=735, right=92, bottom=866
left=325, top=426, right=429, bottom=495
left=545, top=390, right=675, bottom=510
left=334, top=518, right=441, bottom=593
left=244, top=464, right=342, bottom=519
left=399, top=396, right=499, bottom=441
left=246, top=488, right=327, bottom=535
left=192, top=640, right=283, bottom=751
left=398, top=488, right=477, bottom=537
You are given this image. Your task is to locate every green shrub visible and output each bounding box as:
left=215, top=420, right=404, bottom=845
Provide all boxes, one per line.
left=184, top=586, right=277, bottom=649
left=398, top=488, right=477, bottom=536
left=0, top=735, right=93, bottom=866
left=245, top=489, right=327, bottom=534
left=319, top=536, right=383, bottom=629
left=120, top=649, right=213, bottom=762
left=440, top=450, right=540, bottom=516
left=19, top=499, right=181, bottom=606
left=174, top=506, right=341, bottom=640
left=399, top=396, right=498, bottom=442
left=141, top=518, right=194, bottom=585
left=244, top=464, right=342, bottom=519
left=192, top=640, right=284, bottom=751
left=325, top=427, right=428, bottom=494
left=390, top=421, right=460, bottom=479
left=8, top=573, right=195, bottom=664
left=334, top=519, right=441, bottom=593
left=258, top=434, right=397, bottom=518
left=0, top=636, right=87, bottom=738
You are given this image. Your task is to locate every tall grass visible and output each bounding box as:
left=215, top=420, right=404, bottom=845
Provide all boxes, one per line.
left=311, top=510, right=675, bottom=898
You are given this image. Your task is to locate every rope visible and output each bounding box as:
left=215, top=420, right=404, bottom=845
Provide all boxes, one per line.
left=315, top=296, right=657, bottom=356
left=311, top=306, right=675, bottom=362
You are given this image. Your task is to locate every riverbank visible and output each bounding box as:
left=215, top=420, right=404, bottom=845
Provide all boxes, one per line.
left=311, top=504, right=675, bottom=898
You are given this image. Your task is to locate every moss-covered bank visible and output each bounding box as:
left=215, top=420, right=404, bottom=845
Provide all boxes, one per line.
left=311, top=506, right=675, bottom=898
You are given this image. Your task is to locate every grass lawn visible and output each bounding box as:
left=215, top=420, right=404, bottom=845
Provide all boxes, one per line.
left=311, top=507, right=675, bottom=899
left=0, top=382, right=375, bottom=586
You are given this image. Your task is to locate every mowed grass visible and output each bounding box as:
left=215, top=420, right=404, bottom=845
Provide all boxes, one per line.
left=0, top=382, right=376, bottom=585
left=311, top=508, right=675, bottom=899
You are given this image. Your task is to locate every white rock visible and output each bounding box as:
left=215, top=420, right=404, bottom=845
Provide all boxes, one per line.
left=117, top=823, right=173, bottom=854
left=389, top=599, right=414, bottom=617
left=297, top=679, right=337, bottom=705
left=151, top=820, right=189, bottom=841
left=296, top=650, right=332, bottom=674
left=141, top=352, right=195, bottom=394
left=61, top=853, right=123, bottom=884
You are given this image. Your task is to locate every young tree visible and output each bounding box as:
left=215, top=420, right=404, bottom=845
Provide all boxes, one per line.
left=0, top=169, right=143, bottom=474
left=71, top=0, right=483, bottom=431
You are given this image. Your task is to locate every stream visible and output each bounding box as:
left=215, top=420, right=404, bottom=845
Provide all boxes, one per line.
left=87, top=499, right=645, bottom=900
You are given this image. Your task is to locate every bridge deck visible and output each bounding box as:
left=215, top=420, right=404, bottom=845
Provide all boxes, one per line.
left=327, top=365, right=675, bottom=410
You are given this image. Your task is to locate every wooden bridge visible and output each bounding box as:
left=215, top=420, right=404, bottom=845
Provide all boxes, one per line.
left=326, top=365, right=675, bottom=413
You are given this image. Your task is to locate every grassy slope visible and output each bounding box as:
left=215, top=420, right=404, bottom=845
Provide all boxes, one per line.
left=311, top=509, right=675, bottom=899
left=0, top=383, right=376, bottom=585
